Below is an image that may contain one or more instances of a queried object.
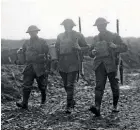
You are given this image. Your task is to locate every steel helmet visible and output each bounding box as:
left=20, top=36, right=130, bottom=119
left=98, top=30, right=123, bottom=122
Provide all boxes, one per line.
left=26, top=25, right=40, bottom=33
left=93, top=17, right=109, bottom=26
left=60, top=19, right=76, bottom=26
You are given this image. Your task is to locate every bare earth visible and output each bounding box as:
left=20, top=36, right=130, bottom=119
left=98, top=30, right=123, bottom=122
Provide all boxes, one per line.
left=1, top=64, right=140, bottom=130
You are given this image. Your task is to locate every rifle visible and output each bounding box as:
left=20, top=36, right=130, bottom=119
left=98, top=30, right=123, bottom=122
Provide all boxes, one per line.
left=116, top=19, right=123, bottom=85
left=79, top=17, right=82, bottom=33
left=78, top=17, right=84, bottom=76
left=76, top=17, right=91, bottom=85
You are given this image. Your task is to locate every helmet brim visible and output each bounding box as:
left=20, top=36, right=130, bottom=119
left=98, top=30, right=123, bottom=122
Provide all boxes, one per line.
left=26, top=29, right=40, bottom=33
left=60, top=23, right=76, bottom=26
left=93, top=22, right=110, bottom=26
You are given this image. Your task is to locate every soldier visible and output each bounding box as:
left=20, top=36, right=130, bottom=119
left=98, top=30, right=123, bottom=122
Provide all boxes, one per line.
left=16, top=25, right=49, bottom=109
left=55, top=19, right=89, bottom=114
left=89, top=18, right=128, bottom=117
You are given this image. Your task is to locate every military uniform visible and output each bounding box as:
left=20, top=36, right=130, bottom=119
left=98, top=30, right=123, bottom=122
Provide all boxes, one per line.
left=16, top=26, right=49, bottom=109
left=89, top=18, right=128, bottom=116
left=56, top=19, right=88, bottom=112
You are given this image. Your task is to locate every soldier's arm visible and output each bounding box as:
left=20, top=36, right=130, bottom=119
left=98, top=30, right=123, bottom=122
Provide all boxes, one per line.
left=78, top=33, right=89, bottom=53
left=113, top=34, right=128, bottom=53
left=89, top=44, right=96, bottom=58
left=89, top=37, right=97, bottom=58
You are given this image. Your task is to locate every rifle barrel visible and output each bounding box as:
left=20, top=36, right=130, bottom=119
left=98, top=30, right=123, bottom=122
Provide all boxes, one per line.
left=79, top=17, right=81, bottom=33
left=117, top=19, right=119, bottom=35
left=116, top=19, right=124, bottom=85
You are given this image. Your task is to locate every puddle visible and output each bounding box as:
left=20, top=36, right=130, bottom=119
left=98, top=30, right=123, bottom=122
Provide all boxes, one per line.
left=120, top=85, right=131, bottom=90
left=120, top=85, right=137, bottom=90
left=127, top=73, right=140, bottom=77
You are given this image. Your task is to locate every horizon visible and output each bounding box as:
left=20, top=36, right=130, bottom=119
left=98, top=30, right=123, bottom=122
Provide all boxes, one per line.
left=1, top=36, right=140, bottom=41
left=1, top=0, right=140, bottom=39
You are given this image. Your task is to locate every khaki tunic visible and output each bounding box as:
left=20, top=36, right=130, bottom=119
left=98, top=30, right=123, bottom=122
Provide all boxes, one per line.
left=56, top=31, right=88, bottom=73
left=22, top=36, right=49, bottom=77
left=89, top=31, right=128, bottom=73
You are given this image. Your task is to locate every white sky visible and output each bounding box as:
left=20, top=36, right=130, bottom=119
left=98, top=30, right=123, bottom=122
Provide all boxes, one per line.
left=1, top=0, right=140, bottom=39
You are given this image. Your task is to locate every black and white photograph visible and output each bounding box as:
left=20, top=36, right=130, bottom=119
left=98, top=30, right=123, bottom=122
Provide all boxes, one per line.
left=1, top=0, right=140, bottom=129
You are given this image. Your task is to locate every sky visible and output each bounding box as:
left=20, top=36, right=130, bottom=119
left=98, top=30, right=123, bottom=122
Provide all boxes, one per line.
left=1, top=0, right=140, bottom=39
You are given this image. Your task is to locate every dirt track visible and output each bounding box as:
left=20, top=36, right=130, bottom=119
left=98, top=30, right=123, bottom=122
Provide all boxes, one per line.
left=1, top=65, right=140, bottom=130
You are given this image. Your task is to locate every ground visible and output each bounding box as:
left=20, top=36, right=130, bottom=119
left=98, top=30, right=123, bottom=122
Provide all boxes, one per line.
left=1, top=63, right=140, bottom=130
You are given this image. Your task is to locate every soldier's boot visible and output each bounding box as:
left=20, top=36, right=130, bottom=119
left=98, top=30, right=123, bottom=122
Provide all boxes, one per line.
left=67, top=99, right=76, bottom=108
left=65, top=99, right=75, bottom=114
left=71, top=99, right=76, bottom=108
left=110, top=81, right=120, bottom=113
left=65, top=84, right=75, bottom=114
left=112, top=93, right=119, bottom=113
left=89, top=91, right=102, bottom=117
left=41, top=91, right=46, bottom=105
left=16, top=89, right=31, bottom=109
left=65, top=88, right=75, bottom=114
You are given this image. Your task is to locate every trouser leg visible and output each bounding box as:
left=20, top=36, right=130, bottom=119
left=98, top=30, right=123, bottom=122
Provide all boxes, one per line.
left=59, top=71, right=71, bottom=107
left=59, top=71, right=68, bottom=92
left=108, top=72, right=119, bottom=108
left=36, top=74, right=48, bottom=104
left=59, top=71, right=77, bottom=108
left=95, top=63, right=107, bottom=109
left=16, top=73, right=34, bottom=109
left=66, top=71, right=77, bottom=108
left=22, top=88, right=31, bottom=105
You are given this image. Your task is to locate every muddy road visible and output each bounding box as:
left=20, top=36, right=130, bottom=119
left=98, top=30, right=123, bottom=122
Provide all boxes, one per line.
left=1, top=65, right=140, bottom=130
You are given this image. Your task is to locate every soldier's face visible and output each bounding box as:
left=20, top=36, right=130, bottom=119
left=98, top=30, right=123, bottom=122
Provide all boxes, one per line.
left=29, top=31, right=38, bottom=38
left=97, top=24, right=107, bottom=33
left=64, top=24, right=73, bottom=32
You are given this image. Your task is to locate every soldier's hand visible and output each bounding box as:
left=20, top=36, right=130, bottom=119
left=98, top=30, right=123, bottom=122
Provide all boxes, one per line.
left=15, top=60, right=20, bottom=65
left=109, top=42, right=117, bottom=48
left=17, top=48, right=23, bottom=54
left=73, top=38, right=81, bottom=50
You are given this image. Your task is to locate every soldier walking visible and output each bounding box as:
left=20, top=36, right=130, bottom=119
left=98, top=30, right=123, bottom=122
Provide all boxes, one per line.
left=55, top=19, right=88, bottom=114
left=16, top=25, right=49, bottom=109
left=89, top=18, right=128, bottom=117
